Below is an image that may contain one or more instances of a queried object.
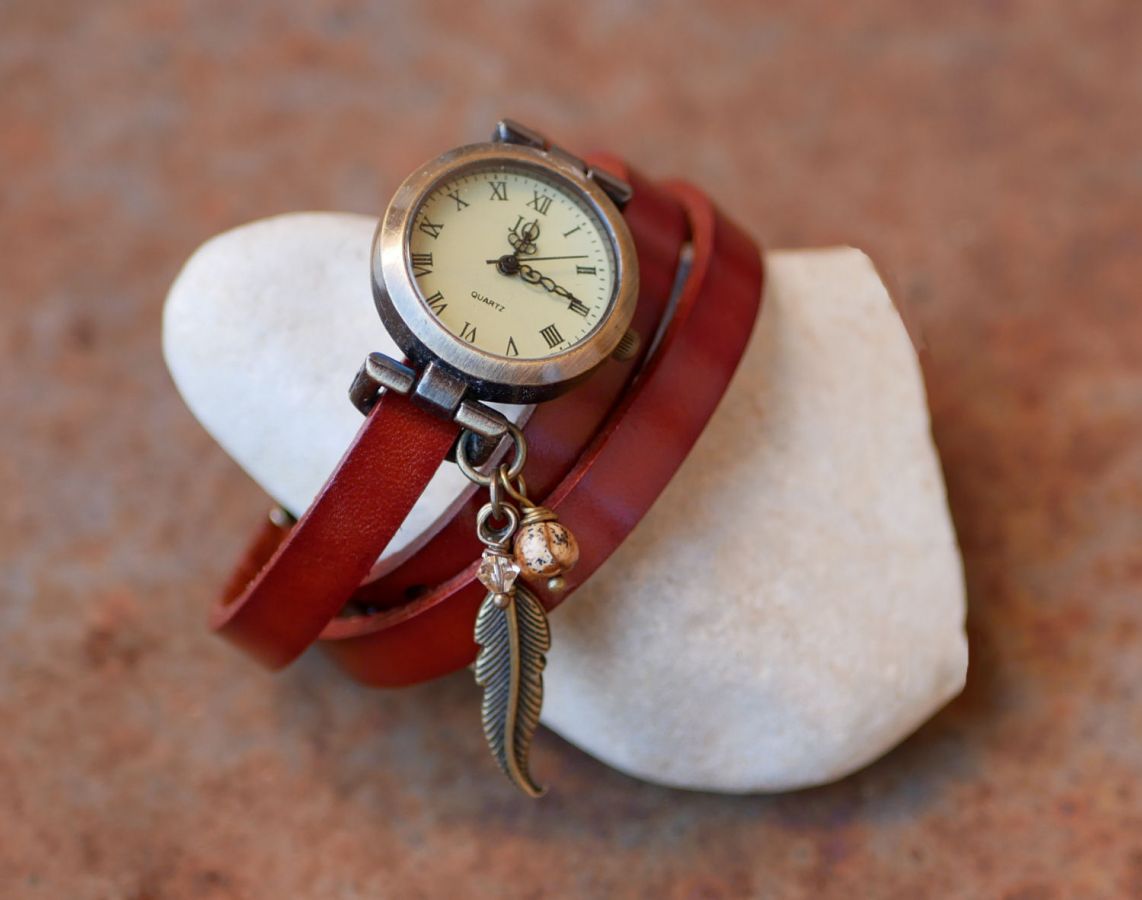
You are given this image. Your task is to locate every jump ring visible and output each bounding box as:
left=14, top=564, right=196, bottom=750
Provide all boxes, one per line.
left=497, top=468, right=533, bottom=508
left=476, top=502, right=519, bottom=548
left=456, top=422, right=528, bottom=486
left=488, top=468, right=507, bottom=519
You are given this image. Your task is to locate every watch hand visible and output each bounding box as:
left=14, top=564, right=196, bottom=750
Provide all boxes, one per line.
left=485, top=255, right=589, bottom=264
left=517, top=263, right=582, bottom=304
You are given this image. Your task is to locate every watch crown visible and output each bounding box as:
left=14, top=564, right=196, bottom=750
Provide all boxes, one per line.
left=612, top=329, right=641, bottom=362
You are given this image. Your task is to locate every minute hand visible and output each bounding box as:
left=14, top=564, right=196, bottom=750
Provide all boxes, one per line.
left=485, top=255, right=588, bottom=264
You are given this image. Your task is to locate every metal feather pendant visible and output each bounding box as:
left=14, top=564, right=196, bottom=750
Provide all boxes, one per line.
left=474, top=566, right=551, bottom=798
left=460, top=453, right=577, bottom=798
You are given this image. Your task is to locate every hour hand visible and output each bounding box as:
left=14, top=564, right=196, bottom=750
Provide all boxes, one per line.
left=517, top=263, right=592, bottom=316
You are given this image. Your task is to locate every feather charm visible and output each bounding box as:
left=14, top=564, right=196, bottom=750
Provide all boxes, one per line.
left=474, top=570, right=551, bottom=798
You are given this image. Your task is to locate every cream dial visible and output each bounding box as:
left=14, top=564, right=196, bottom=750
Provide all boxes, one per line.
left=406, top=164, right=618, bottom=361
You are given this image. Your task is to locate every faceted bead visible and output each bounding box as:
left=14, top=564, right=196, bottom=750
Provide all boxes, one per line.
left=477, top=552, right=521, bottom=594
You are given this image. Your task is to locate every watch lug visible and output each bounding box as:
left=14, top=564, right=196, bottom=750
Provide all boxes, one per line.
left=450, top=402, right=513, bottom=467
left=349, top=353, right=417, bottom=415
left=413, top=361, right=468, bottom=416
left=492, top=119, right=547, bottom=149
left=349, top=354, right=512, bottom=446
left=455, top=400, right=511, bottom=439
left=588, top=166, right=634, bottom=209
left=493, top=119, right=633, bottom=209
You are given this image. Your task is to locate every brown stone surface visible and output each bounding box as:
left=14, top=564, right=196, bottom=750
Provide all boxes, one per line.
left=1, top=1, right=1139, bottom=897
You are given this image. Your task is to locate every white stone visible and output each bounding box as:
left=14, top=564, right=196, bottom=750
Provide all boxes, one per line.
left=163, top=213, right=967, bottom=793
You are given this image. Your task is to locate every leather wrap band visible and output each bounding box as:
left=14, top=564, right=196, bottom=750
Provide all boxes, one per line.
left=344, top=158, right=687, bottom=611
left=213, top=152, right=763, bottom=686
left=322, top=180, right=763, bottom=686
left=211, top=392, right=458, bottom=668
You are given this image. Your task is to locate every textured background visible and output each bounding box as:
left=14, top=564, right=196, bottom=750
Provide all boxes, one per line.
left=1, top=2, right=1139, bottom=898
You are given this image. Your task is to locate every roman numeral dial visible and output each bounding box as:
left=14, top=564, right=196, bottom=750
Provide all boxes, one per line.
left=406, top=163, right=617, bottom=361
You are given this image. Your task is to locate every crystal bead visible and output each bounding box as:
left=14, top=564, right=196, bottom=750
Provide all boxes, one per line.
left=477, top=552, right=521, bottom=594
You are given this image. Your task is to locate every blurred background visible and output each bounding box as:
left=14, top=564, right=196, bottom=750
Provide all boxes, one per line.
left=1, top=2, right=1139, bottom=897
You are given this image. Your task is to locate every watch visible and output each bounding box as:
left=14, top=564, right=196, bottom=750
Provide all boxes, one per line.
left=371, top=118, right=641, bottom=406
left=358, top=121, right=648, bottom=797
left=214, top=120, right=660, bottom=797
left=333, top=152, right=689, bottom=627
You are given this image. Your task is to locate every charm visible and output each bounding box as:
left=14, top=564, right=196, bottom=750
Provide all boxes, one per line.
left=473, top=502, right=551, bottom=798
left=513, top=505, right=580, bottom=593
left=457, top=422, right=581, bottom=798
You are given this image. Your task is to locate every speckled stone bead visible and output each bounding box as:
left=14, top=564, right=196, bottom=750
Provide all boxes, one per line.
left=513, top=519, right=580, bottom=580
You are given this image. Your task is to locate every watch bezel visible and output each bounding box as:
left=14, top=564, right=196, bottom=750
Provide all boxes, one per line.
left=372, top=141, right=639, bottom=404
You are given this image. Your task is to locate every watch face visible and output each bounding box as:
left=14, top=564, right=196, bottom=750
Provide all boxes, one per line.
left=374, top=141, right=638, bottom=403
left=405, top=163, right=618, bottom=361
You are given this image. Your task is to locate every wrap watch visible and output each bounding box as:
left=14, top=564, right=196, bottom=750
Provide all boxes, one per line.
left=211, top=119, right=765, bottom=797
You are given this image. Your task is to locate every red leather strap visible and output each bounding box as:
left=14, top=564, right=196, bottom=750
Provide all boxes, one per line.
left=210, top=391, right=458, bottom=669
left=320, top=181, right=763, bottom=686
left=214, top=157, right=688, bottom=670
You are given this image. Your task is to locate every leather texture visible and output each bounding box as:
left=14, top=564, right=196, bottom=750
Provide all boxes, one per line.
left=210, top=391, right=458, bottom=669
left=320, top=180, right=764, bottom=686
